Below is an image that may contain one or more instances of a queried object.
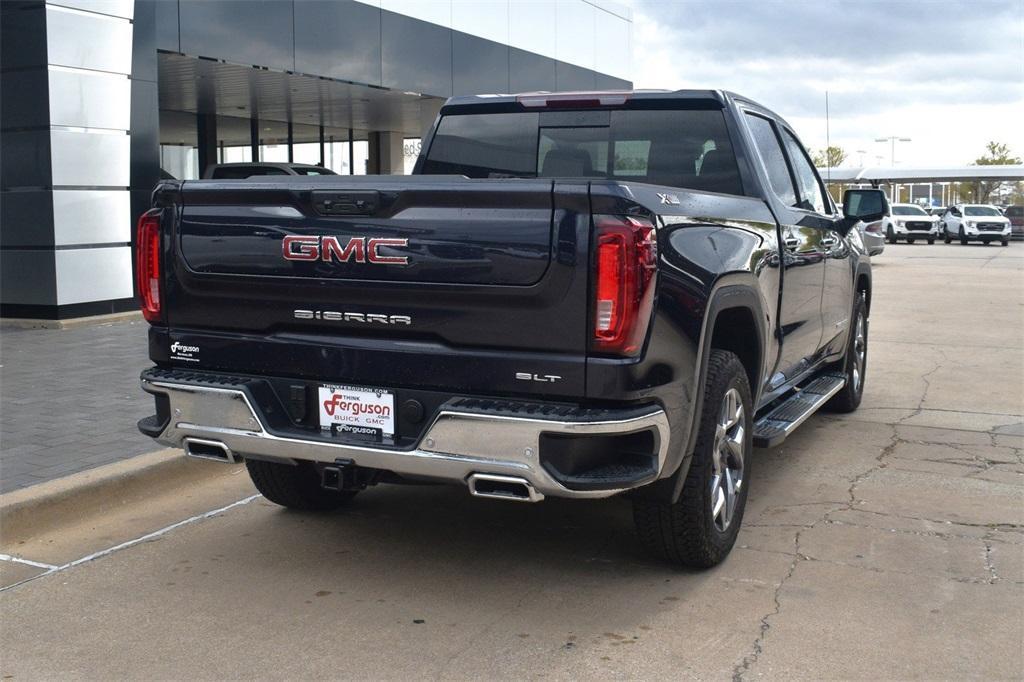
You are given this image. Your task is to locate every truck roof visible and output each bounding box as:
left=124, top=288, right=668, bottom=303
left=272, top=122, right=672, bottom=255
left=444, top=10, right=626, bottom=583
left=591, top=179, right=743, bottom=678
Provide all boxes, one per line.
left=440, top=89, right=791, bottom=132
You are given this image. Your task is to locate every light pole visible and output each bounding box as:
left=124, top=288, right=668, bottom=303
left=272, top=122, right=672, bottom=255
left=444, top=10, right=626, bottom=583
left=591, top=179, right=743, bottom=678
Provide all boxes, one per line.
left=875, top=136, right=912, bottom=166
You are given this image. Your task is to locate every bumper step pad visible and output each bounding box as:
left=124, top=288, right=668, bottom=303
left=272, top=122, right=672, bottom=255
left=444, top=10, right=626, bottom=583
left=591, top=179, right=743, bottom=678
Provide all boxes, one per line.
left=753, top=372, right=846, bottom=448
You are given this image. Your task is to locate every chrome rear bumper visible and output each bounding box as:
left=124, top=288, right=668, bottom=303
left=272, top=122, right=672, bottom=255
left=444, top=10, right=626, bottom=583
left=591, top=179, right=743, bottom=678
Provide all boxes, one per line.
left=141, top=373, right=670, bottom=500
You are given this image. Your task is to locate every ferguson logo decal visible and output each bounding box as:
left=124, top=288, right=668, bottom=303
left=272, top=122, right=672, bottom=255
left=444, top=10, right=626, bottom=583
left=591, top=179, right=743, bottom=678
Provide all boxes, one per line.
left=282, top=235, right=409, bottom=265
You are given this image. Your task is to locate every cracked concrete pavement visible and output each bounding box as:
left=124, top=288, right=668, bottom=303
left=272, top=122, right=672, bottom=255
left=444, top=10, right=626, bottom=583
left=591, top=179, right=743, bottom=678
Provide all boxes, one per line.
left=1, top=243, right=1022, bottom=679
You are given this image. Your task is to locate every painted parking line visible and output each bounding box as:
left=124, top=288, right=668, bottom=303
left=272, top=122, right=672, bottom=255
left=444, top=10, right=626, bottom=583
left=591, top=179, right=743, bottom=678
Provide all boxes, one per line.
left=0, top=494, right=262, bottom=593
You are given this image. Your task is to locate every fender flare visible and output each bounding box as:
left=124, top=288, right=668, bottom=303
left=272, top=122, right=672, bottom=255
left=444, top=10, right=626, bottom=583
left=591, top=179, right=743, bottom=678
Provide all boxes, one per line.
left=640, top=280, right=769, bottom=504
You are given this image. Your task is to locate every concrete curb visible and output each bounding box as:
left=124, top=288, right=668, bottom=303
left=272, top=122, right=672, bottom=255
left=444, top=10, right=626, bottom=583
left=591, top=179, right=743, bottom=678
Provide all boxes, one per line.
left=0, top=449, right=243, bottom=543
left=0, top=311, right=143, bottom=330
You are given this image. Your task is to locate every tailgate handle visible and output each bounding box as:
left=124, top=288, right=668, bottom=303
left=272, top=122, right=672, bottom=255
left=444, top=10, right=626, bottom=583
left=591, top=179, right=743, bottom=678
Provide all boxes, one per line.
left=312, top=191, right=380, bottom=216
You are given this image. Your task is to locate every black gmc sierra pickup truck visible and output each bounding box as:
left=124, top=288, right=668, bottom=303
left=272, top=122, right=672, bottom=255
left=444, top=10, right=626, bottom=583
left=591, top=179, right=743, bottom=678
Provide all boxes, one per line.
left=137, top=90, right=886, bottom=568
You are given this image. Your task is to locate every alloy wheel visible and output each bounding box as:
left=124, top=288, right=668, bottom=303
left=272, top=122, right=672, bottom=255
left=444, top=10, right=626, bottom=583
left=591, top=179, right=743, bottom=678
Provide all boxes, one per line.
left=851, top=312, right=866, bottom=393
left=711, top=387, right=745, bottom=532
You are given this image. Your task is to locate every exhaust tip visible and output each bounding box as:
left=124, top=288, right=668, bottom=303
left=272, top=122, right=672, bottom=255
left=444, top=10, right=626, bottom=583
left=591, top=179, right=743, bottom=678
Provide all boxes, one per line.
left=183, top=438, right=236, bottom=463
left=467, top=473, right=543, bottom=503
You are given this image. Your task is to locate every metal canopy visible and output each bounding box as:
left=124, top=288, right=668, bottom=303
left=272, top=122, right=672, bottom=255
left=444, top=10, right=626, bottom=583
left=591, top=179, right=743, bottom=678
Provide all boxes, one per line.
left=157, top=52, right=443, bottom=137
left=817, top=165, right=1024, bottom=184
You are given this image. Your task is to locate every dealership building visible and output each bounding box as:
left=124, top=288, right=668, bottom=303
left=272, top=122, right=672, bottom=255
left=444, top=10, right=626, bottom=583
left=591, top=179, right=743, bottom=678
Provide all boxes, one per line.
left=0, top=0, right=632, bottom=320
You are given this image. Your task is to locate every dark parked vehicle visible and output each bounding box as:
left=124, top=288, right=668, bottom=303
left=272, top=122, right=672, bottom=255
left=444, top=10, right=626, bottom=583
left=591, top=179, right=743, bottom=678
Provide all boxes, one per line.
left=1005, top=205, right=1024, bottom=240
left=204, top=162, right=336, bottom=179
left=137, top=90, right=882, bottom=568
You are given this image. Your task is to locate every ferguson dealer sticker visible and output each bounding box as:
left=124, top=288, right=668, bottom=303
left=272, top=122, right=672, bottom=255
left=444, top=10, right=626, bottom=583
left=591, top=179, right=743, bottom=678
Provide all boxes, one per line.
left=318, top=385, right=395, bottom=438
left=169, top=340, right=200, bottom=363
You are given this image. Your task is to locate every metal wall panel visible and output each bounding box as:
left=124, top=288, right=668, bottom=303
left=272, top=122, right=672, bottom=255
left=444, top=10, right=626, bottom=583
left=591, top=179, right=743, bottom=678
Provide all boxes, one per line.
left=178, top=0, right=294, bottom=72
left=378, top=0, right=449, bottom=27
left=49, top=129, right=130, bottom=187
left=509, top=47, right=556, bottom=93
left=451, top=0, right=508, bottom=45
left=154, top=0, right=179, bottom=52
left=381, top=10, right=452, bottom=97
left=47, top=67, right=131, bottom=130
left=594, top=73, right=631, bottom=91
left=555, top=1, right=595, bottom=71
left=508, top=0, right=556, bottom=61
left=52, top=190, right=131, bottom=246
left=0, top=68, right=51, bottom=130
left=555, top=61, right=597, bottom=91
left=1, top=130, right=52, bottom=189
left=0, top=251, right=57, bottom=305
left=48, top=0, right=134, bottom=19
left=55, top=245, right=133, bottom=304
left=294, top=0, right=382, bottom=86
left=452, top=32, right=509, bottom=96
left=1, top=3, right=50, bottom=70
left=594, top=7, right=629, bottom=81
left=45, top=5, right=132, bottom=74
left=0, top=191, right=55, bottom=248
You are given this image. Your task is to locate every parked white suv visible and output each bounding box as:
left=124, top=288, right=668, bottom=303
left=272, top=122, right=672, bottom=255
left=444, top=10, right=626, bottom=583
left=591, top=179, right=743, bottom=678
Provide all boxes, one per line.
left=941, top=204, right=1011, bottom=246
left=883, top=204, right=939, bottom=244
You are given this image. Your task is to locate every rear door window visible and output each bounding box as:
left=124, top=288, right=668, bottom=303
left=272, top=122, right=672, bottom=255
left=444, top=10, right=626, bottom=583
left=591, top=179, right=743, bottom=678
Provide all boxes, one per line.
left=744, top=114, right=797, bottom=206
left=423, top=108, right=744, bottom=195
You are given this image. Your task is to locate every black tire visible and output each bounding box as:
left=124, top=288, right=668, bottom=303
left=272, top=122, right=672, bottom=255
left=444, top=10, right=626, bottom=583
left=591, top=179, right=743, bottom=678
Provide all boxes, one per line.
left=944, top=228, right=951, bottom=244
left=908, top=238, right=915, bottom=244
left=826, top=293, right=868, bottom=413
left=632, top=350, right=752, bottom=569
left=886, top=226, right=897, bottom=244
left=959, top=227, right=968, bottom=245
left=246, top=458, right=358, bottom=511
left=1002, top=239, right=1009, bottom=246
left=927, top=238, right=935, bottom=245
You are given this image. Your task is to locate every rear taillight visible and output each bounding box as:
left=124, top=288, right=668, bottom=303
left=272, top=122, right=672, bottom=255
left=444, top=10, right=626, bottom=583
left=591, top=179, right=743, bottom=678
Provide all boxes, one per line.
left=136, top=208, right=162, bottom=323
left=592, top=215, right=658, bottom=356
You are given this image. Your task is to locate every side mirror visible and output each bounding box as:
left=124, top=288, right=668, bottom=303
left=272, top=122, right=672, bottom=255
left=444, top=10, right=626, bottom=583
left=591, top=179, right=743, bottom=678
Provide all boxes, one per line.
left=843, top=189, right=888, bottom=224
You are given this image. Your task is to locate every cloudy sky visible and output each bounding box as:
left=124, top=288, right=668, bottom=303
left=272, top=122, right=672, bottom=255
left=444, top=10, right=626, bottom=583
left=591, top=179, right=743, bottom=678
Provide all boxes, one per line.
left=630, top=0, right=1024, bottom=167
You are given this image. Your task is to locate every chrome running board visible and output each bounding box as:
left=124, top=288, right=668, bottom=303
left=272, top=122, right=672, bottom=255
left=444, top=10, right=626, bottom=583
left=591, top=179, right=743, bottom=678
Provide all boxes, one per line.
left=753, top=373, right=846, bottom=448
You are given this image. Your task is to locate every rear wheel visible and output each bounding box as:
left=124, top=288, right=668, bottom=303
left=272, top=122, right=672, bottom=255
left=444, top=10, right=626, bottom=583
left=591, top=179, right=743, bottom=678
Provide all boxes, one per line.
left=246, top=459, right=358, bottom=511
left=927, top=238, right=935, bottom=245
left=908, top=238, right=916, bottom=244
left=1002, top=238, right=1009, bottom=246
left=632, top=350, right=752, bottom=569
left=826, top=293, right=868, bottom=413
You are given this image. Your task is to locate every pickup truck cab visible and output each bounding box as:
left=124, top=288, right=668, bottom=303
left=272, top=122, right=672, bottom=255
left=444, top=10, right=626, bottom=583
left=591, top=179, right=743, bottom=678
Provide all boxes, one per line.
left=941, top=204, right=1011, bottom=245
left=136, top=90, right=884, bottom=568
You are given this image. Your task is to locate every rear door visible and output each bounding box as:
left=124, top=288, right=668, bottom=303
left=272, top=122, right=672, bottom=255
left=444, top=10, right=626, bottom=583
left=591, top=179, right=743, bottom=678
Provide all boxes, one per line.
left=742, top=112, right=826, bottom=385
left=778, top=126, right=852, bottom=358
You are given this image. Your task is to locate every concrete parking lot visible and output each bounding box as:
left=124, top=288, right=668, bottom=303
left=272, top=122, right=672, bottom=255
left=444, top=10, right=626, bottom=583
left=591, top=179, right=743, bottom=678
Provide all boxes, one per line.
left=2, top=243, right=1022, bottom=680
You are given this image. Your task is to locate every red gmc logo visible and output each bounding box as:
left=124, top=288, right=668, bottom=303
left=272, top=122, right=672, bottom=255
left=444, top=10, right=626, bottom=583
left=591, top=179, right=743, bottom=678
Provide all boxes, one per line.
left=282, top=236, right=410, bottom=265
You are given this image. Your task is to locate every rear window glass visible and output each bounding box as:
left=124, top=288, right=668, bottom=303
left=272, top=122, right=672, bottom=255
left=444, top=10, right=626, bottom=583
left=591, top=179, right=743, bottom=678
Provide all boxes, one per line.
left=422, top=109, right=744, bottom=195
left=1002, top=206, right=1021, bottom=217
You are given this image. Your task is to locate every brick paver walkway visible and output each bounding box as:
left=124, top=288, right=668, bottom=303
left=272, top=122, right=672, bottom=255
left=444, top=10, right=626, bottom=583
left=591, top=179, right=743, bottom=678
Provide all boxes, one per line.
left=0, top=319, right=155, bottom=493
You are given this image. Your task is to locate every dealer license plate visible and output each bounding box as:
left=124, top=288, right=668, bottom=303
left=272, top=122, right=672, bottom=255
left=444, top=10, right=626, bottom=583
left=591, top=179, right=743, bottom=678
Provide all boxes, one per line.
left=318, top=384, right=395, bottom=440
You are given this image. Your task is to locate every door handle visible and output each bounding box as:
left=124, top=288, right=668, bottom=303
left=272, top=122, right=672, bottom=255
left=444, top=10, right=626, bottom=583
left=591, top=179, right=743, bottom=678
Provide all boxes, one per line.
left=821, top=235, right=838, bottom=248
left=784, top=237, right=800, bottom=251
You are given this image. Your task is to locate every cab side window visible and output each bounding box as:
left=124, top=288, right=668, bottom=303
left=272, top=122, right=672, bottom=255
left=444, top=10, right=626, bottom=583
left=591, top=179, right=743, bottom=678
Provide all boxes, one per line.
left=781, top=129, right=827, bottom=214
left=745, top=113, right=797, bottom=206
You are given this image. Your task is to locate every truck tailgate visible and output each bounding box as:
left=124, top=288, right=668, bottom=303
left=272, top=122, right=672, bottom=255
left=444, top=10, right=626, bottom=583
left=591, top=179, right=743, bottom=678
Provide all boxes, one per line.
left=161, top=177, right=590, bottom=395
